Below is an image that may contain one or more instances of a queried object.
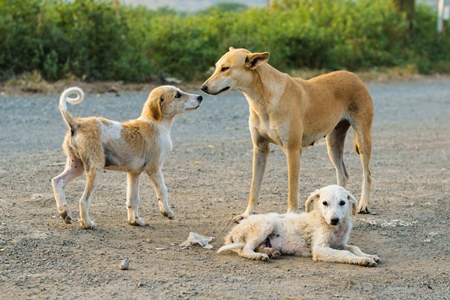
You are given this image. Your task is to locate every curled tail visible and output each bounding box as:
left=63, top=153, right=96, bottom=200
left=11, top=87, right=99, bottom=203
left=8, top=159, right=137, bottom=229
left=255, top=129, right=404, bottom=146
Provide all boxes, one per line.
left=217, top=243, right=245, bottom=254
left=59, top=87, right=85, bottom=132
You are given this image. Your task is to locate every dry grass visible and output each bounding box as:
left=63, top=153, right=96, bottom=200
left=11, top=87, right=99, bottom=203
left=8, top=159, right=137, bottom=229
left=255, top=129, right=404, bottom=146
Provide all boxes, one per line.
left=1, top=71, right=159, bottom=96
left=1, top=67, right=448, bottom=96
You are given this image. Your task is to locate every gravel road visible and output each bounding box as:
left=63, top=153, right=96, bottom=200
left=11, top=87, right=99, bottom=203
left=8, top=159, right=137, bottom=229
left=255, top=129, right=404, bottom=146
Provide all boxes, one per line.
left=0, top=77, right=449, bottom=299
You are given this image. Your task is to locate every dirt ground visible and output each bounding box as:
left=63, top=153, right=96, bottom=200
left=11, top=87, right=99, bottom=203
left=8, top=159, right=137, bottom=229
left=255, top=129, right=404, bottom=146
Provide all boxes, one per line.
left=0, top=77, right=449, bottom=299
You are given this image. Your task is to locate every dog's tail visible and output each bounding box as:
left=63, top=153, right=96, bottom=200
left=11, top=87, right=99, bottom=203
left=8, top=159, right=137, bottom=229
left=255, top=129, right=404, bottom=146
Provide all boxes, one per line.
left=217, top=243, right=245, bottom=254
left=59, top=87, right=84, bottom=132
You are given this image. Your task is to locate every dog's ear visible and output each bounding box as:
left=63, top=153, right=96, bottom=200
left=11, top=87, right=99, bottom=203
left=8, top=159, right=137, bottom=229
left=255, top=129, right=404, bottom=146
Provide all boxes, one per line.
left=305, top=190, right=320, bottom=213
left=142, top=95, right=163, bottom=122
left=229, top=46, right=235, bottom=51
left=347, top=193, right=358, bottom=216
left=245, top=52, right=270, bottom=70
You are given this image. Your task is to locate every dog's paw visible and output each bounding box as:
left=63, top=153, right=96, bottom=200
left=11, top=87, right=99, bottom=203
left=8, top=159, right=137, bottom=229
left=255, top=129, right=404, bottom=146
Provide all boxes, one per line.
left=160, top=210, right=174, bottom=220
left=232, top=214, right=245, bottom=223
left=241, top=253, right=269, bottom=261
left=270, top=250, right=281, bottom=259
left=129, top=217, right=145, bottom=226
left=159, top=203, right=174, bottom=220
left=59, top=211, right=72, bottom=224
left=358, top=257, right=377, bottom=267
left=257, top=246, right=281, bottom=259
left=370, top=255, right=381, bottom=263
left=59, top=206, right=73, bottom=224
left=357, top=205, right=370, bottom=214
left=257, top=254, right=269, bottom=261
left=80, top=219, right=96, bottom=229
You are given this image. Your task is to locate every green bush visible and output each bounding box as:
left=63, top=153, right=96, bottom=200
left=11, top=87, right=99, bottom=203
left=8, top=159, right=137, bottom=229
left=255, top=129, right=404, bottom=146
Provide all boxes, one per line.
left=0, top=0, right=43, bottom=76
left=0, top=0, right=449, bottom=82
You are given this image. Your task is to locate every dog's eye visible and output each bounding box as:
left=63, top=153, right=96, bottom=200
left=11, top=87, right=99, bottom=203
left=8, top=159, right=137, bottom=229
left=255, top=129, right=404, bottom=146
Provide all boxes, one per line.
left=221, top=67, right=229, bottom=72
left=339, top=200, right=346, bottom=206
left=322, top=201, right=328, bottom=206
left=175, top=91, right=182, bottom=98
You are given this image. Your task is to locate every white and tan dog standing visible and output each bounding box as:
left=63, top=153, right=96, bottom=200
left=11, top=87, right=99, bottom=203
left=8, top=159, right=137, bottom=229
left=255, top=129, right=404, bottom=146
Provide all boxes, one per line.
left=52, top=86, right=202, bottom=229
left=202, top=47, right=374, bottom=222
left=218, top=185, right=380, bottom=267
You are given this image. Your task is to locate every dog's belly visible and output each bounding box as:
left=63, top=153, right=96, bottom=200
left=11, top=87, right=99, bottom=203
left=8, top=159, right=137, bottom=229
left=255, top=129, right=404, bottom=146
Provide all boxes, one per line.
left=103, top=145, right=148, bottom=172
left=301, top=132, right=328, bottom=147
left=104, top=158, right=148, bottom=173
left=268, top=234, right=311, bottom=256
left=255, top=123, right=331, bottom=148
left=302, top=118, right=350, bottom=147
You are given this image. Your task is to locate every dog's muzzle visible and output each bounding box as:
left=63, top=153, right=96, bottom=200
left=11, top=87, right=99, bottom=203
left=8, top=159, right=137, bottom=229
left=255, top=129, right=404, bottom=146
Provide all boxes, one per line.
left=195, top=95, right=203, bottom=108
left=187, top=96, right=203, bottom=110
left=201, top=85, right=229, bottom=95
left=330, top=218, right=340, bottom=226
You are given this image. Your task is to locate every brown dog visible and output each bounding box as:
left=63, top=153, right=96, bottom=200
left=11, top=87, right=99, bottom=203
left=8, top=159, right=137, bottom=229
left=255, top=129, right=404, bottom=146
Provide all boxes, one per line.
left=52, top=86, right=202, bottom=228
left=201, top=47, right=374, bottom=222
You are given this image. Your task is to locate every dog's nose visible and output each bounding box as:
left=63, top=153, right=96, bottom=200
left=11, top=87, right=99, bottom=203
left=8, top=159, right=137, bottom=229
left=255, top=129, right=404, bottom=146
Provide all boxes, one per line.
left=330, top=218, right=340, bottom=226
left=197, top=95, right=203, bottom=102
left=201, top=85, right=208, bottom=92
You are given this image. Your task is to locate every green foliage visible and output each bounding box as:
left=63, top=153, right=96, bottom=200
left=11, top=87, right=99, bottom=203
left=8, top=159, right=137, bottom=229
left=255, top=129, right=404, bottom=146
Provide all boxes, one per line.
left=0, top=0, right=449, bottom=82
left=200, top=2, right=248, bottom=14
left=0, top=0, right=128, bottom=81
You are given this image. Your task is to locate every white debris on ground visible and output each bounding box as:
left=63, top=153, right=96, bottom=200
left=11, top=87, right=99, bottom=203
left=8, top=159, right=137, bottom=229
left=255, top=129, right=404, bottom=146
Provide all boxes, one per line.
left=119, top=258, right=129, bottom=270
left=359, top=218, right=417, bottom=227
left=180, top=232, right=215, bottom=249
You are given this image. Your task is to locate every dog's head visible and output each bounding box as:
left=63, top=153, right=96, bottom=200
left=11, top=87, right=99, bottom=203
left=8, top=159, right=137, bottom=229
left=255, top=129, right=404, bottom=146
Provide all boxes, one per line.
left=305, top=185, right=358, bottom=226
left=141, top=85, right=202, bottom=122
left=201, top=47, right=270, bottom=95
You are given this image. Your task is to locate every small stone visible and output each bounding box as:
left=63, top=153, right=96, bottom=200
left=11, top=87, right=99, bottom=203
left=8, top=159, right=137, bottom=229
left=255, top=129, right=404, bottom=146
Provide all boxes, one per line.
left=119, top=258, right=129, bottom=270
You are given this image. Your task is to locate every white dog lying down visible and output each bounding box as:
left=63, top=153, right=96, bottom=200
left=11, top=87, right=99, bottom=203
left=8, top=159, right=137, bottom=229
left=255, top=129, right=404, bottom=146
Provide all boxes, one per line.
left=52, top=86, right=202, bottom=229
left=218, top=185, right=380, bottom=267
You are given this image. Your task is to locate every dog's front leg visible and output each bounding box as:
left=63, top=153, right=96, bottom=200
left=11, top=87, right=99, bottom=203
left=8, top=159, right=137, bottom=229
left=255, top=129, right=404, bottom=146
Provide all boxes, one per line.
left=285, top=146, right=301, bottom=213
left=126, top=172, right=145, bottom=226
left=312, top=246, right=378, bottom=267
left=344, top=244, right=381, bottom=263
left=233, top=139, right=270, bottom=223
left=148, top=169, right=174, bottom=220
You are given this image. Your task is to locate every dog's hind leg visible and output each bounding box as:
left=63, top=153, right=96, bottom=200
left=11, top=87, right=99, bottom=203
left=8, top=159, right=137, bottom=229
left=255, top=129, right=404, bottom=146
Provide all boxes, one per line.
left=52, top=153, right=84, bottom=224
left=240, top=243, right=270, bottom=261
left=239, top=231, right=276, bottom=261
left=347, top=93, right=373, bottom=214
left=326, top=120, right=351, bottom=187
left=148, top=169, right=174, bottom=220
left=79, top=166, right=101, bottom=229
left=353, top=126, right=372, bottom=214
left=126, top=172, right=145, bottom=226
